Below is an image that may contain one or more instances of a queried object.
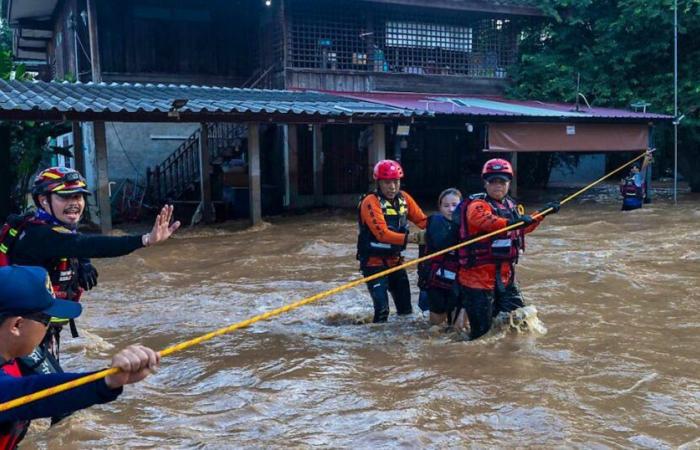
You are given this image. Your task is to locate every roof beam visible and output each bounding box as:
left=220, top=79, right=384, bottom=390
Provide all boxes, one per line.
left=19, top=28, right=53, bottom=39
left=14, top=49, right=46, bottom=60
left=18, top=38, right=47, bottom=49
left=351, top=0, right=543, bottom=16
left=14, top=19, right=53, bottom=30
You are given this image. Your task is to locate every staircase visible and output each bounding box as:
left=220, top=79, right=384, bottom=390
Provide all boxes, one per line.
left=145, top=122, right=247, bottom=207
left=145, top=66, right=276, bottom=209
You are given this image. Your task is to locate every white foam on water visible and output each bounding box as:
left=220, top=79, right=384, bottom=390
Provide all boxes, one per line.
left=492, top=305, right=548, bottom=336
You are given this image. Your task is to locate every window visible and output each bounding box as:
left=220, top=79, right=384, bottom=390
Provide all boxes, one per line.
left=385, top=21, right=472, bottom=52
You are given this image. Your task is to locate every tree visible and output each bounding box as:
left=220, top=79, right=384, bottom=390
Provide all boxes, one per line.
left=0, top=21, right=66, bottom=220
left=508, top=0, right=700, bottom=192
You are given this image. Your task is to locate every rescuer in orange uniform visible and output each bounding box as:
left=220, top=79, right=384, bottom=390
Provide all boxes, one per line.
left=357, top=160, right=427, bottom=323
left=455, top=158, right=559, bottom=340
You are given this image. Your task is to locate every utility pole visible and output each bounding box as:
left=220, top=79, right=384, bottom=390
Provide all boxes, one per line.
left=673, top=0, right=678, bottom=204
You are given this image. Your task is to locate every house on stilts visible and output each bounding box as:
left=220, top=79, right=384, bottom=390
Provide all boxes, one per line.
left=2, top=0, right=670, bottom=231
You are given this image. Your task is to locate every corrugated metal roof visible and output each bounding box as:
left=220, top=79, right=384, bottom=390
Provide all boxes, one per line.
left=0, top=80, right=421, bottom=122
left=334, top=91, right=672, bottom=121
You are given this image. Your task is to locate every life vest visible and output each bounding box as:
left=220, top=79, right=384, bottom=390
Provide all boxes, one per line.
left=457, top=193, right=524, bottom=268
left=0, top=214, right=36, bottom=268
left=0, top=360, right=30, bottom=450
left=0, top=213, right=82, bottom=334
left=420, top=215, right=460, bottom=290
left=620, top=176, right=644, bottom=199
left=356, top=192, right=409, bottom=261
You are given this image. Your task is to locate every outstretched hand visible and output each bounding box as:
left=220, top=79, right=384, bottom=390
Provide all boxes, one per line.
left=143, top=205, right=181, bottom=246
left=105, top=344, right=160, bottom=389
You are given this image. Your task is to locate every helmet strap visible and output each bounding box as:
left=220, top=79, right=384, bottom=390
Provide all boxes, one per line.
left=47, top=194, right=57, bottom=220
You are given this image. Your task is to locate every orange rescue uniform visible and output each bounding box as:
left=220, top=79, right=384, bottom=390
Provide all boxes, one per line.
left=458, top=198, right=542, bottom=290
left=359, top=191, right=427, bottom=267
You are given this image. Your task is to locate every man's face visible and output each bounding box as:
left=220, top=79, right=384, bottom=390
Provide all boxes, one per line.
left=42, top=193, right=85, bottom=225
left=0, top=315, right=49, bottom=358
left=484, top=177, right=510, bottom=201
left=378, top=179, right=400, bottom=199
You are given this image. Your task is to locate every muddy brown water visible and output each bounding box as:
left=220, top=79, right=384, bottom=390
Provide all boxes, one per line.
left=21, top=188, right=700, bottom=449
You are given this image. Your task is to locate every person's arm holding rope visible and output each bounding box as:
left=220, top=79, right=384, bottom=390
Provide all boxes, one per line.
left=0, top=345, right=158, bottom=424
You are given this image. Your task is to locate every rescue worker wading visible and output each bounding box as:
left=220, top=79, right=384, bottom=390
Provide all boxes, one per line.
left=0, top=167, right=180, bottom=406
left=357, top=160, right=427, bottom=323
left=455, top=159, right=559, bottom=340
left=620, top=150, right=653, bottom=211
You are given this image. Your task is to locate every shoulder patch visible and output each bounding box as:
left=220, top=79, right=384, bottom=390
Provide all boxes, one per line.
left=52, top=226, right=72, bottom=234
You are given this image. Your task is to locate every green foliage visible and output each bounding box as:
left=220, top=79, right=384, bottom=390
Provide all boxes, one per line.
left=508, top=0, right=700, bottom=192
left=0, top=21, right=68, bottom=215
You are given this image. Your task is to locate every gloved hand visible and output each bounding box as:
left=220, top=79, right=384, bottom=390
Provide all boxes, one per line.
left=508, top=215, right=534, bottom=227
left=540, top=201, right=561, bottom=215
left=78, top=261, right=98, bottom=291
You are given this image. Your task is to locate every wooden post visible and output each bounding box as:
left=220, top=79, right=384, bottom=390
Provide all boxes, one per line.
left=248, top=123, right=262, bottom=225
left=286, top=124, right=299, bottom=208
left=368, top=124, right=386, bottom=189
left=0, top=125, right=11, bottom=221
left=313, top=124, right=323, bottom=206
left=71, top=122, right=85, bottom=174
left=281, top=0, right=289, bottom=87
left=93, top=121, right=112, bottom=234
left=199, top=123, right=213, bottom=223
left=86, top=0, right=102, bottom=82
left=510, top=151, right=518, bottom=198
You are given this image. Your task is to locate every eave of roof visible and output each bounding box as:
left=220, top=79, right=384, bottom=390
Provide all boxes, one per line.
left=0, top=80, right=426, bottom=123
left=328, top=0, right=544, bottom=17
left=5, top=0, right=59, bottom=24
left=332, top=91, right=672, bottom=122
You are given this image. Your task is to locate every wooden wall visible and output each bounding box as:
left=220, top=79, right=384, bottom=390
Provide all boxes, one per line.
left=287, top=68, right=508, bottom=94
left=322, top=125, right=369, bottom=195
left=396, top=124, right=486, bottom=200
left=95, top=0, right=263, bottom=86
left=48, top=0, right=91, bottom=81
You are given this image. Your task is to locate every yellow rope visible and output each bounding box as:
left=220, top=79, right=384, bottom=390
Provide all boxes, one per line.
left=0, top=151, right=649, bottom=413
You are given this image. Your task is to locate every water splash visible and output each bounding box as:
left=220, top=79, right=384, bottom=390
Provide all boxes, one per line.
left=493, top=305, right=548, bottom=336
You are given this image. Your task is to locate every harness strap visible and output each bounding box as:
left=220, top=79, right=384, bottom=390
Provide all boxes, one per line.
left=69, top=319, right=79, bottom=339
left=495, top=263, right=506, bottom=293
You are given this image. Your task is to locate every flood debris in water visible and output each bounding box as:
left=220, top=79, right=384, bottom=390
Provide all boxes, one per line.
left=321, top=311, right=374, bottom=326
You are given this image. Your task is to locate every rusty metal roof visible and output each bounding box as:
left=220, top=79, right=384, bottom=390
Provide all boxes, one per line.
left=0, top=80, right=422, bottom=123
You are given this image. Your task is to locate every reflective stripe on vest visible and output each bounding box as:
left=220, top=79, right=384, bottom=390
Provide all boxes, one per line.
left=357, top=192, right=409, bottom=260
left=423, top=215, right=460, bottom=290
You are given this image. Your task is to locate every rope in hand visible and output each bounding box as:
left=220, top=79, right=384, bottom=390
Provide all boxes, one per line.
left=0, top=151, right=651, bottom=413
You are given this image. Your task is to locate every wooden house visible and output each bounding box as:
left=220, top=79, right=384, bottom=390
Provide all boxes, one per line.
left=4, top=0, right=666, bottom=224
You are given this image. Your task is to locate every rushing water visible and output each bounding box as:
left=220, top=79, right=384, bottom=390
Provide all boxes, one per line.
left=20, top=187, right=700, bottom=449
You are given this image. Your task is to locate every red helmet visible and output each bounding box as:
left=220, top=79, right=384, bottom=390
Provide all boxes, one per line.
left=32, top=167, right=90, bottom=199
left=373, top=159, right=404, bottom=180
left=482, top=158, right=513, bottom=180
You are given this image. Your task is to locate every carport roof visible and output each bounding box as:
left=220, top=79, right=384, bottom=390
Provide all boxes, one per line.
left=334, top=91, right=672, bottom=122
left=0, top=80, right=423, bottom=123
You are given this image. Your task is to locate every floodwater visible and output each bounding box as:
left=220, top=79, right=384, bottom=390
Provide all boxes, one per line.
left=21, top=186, right=700, bottom=449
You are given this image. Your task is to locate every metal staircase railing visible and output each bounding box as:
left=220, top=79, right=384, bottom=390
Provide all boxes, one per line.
left=146, top=123, right=246, bottom=206
left=145, top=66, right=276, bottom=207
